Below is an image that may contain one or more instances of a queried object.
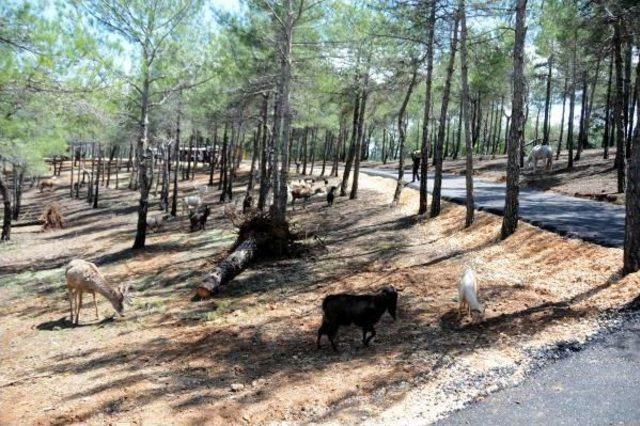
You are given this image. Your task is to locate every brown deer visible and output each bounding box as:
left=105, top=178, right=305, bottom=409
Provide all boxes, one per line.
left=65, top=259, right=131, bottom=325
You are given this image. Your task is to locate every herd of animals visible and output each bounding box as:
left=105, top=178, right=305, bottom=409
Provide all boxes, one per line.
left=64, top=254, right=484, bottom=352
left=40, top=146, right=560, bottom=349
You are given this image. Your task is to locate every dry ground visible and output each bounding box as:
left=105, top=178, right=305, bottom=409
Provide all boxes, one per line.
left=1, top=162, right=639, bottom=425
left=370, top=147, right=626, bottom=205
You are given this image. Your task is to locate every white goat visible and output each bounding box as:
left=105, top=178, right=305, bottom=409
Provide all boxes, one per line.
left=182, top=195, right=202, bottom=217
left=146, top=214, right=167, bottom=232
left=458, top=269, right=485, bottom=321
left=65, top=259, right=131, bottom=325
left=182, top=186, right=208, bottom=217
left=527, top=144, right=553, bottom=171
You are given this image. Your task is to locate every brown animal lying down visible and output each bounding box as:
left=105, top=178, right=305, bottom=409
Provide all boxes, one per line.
left=39, top=179, right=55, bottom=192
left=290, top=184, right=323, bottom=208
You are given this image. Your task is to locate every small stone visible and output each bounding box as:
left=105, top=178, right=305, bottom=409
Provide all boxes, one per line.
left=230, top=383, right=244, bottom=392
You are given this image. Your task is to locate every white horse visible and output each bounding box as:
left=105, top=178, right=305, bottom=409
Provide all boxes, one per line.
left=527, top=144, right=553, bottom=171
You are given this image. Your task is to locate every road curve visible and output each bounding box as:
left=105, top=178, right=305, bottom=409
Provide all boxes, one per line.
left=360, top=168, right=625, bottom=248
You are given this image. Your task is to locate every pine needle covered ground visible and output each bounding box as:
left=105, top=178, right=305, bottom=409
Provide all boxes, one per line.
left=1, top=166, right=638, bottom=425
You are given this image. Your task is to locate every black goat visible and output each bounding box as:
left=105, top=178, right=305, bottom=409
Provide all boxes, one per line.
left=317, top=286, right=398, bottom=352
left=327, top=186, right=337, bottom=207
left=242, top=194, right=253, bottom=213
left=189, top=204, right=210, bottom=232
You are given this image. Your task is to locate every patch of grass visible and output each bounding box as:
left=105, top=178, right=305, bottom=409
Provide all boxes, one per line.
left=0, top=268, right=65, bottom=293
left=178, top=298, right=236, bottom=322
left=132, top=298, right=166, bottom=314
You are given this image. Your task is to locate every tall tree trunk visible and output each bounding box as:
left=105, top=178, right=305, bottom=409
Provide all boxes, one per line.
left=557, top=77, right=568, bottom=160
left=459, top=0, right=474, bottom=227
left=0, top=173, right=11, bottom=241
left=247, top=128, right=259, bottom=196
left=431, top=11, right=459, bottom=218
left=623, top=42, right=632, bottom=158
left=258, top=93, right=271, bottom=210
left=392, top=64, right=419, bottom=206
left=340, top=83, right=361, bottom=197
left=575, top=71, right=588, bottom=161
left=351, top=73, right=369, bottom=200
left=501, top=0, right=527, bottom=239
left=418, top=0, right=437, bottom=215
left=220, top=125, right=229, bottom=202
left=623, top=62, right=640, bottom=274
left=627, top=50, right=639, bottom=146
left=321, top=129, right=329, bottom=176
left=208, top=125, right=218, bottom=186
left=93, top=145, right=101, bottom=209
left=543, top=56, right=553, bottom=146
left=272, top=0, right=295, bottom=221
left=603, top=54, right=613, bottom=159
left=567, top=31, right=578, bottom=170
left=454, top=103, right=463, bottom=159
left=171, top=102, right=181, bottom=217
left=69, top=144, right=75, bottom=197
left=185, top=134, right=193, bottom=181
left=133, top=67, right=153, bottom=250
left=106, top=145, right=116, bottom=188
left=613, top=20, right=626, bottom=193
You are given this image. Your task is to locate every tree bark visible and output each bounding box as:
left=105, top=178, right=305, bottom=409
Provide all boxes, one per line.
left=208, top=125, right=218, bottom=186
left=418, top=0, right=437, bottom=215
left=93, top=145, right=101, bottom=208
left=431, top=11, right=459, bottom=218
left=613, top=19, right=626, bottom=193
left=132, top=56, right=154, bottom=250
left=392, top=64, right=419, bottom=207
left=340, top=83, right=361, bottom=197
left=623, top=62, right=640, bottom=274
left=171, top=102, right=181, bottom=217
left=198, top=234, right=258, bottom=298
left=0, top=172, right=11, bottom=241
left=258, top=93, right=271, bottom=210
left=543, top=56, right=553, bottom=146
left=557, top=77, right=568, bottom=160
left=459, top=0, right=474, bottom=227
left=501, top=0, right=527, bottom=239
left=567, top=30, right=578, bottom=170
left=575, top=71, right=588, bottom=161
left=351, top=72, right=369, bottom=200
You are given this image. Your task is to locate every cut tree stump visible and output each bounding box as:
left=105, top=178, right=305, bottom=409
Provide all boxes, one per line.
left=197, top=234, right=258, bottom=298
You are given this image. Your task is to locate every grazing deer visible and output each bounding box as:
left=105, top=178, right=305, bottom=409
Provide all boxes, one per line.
left=65, top=259, right=131, bottom=325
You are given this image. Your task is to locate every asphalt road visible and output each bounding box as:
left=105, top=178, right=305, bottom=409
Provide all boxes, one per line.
left=361, top=168, right=626, bottom=248
left=436, top=315, right=640, bottom=426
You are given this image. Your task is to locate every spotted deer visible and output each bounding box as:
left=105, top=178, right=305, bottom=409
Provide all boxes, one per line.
left=65, top=259, right=131, bottom=325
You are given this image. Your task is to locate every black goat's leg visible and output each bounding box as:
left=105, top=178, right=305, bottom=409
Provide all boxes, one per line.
left=328, top=328, right=339, bottom=352
left=317, top=324, right=326, bottom=349
left=365, top=327, right=376, bottom=345
left=362, top=328, right=369, bottom=346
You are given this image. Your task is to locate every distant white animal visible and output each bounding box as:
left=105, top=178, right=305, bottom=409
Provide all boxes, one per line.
left=65, top=259, right=131, bottom=325
left=182, top=186, right=208, bottom=217
left=146, top=214, right=168, bottom=232
left=183, top=195, right=202, bottom=217
left=458, top=269, right=484, bottom=321
left=527, top=144, right=553, bottom=171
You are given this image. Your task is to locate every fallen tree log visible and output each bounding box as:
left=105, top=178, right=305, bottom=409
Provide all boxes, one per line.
left=197, top=234, right=258, bottom=298
left=12, top=220, right=44, bottom=227
left=197, top=210, right=294, bottom=299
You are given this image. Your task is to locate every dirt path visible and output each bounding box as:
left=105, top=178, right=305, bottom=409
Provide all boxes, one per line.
left=0, top=165, right=638, bottom=425
left=362, top=168, right=625, bottom=248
